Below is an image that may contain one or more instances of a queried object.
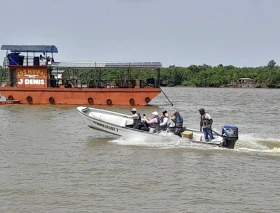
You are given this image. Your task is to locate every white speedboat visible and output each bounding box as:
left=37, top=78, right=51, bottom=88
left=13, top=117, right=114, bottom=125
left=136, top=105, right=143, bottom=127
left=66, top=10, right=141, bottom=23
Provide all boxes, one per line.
left=77, top=106, right=239, bottom=149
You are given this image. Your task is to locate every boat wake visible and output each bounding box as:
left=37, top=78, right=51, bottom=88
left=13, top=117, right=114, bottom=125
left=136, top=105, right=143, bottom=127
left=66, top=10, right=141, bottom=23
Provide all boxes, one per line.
left=109, top=136, right=223, bottom=151
left=108, top=133, right=280, bottom=155
left=234, top=134, right=280, bottom=154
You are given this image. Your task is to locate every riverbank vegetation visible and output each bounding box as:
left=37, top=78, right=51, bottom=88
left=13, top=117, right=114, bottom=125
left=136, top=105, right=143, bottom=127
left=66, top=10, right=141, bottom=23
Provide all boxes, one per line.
left=1, top=60, right=280, bottom=88
left=159, top=60, right=280, bottom=88
left=90, top=60, right=280, bottom=88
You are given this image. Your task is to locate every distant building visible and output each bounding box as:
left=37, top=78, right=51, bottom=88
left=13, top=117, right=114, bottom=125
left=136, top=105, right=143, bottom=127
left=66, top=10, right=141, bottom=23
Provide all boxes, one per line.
left=231, top=78, right=254, bottom=88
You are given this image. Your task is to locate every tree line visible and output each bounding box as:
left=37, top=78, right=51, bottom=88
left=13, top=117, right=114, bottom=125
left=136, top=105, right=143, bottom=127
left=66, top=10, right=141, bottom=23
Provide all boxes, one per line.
left=159, top=59, right=280, bottom=88
left=83, top=60, right=280, bottom=88
left=1, top=60, right=280, bottom=88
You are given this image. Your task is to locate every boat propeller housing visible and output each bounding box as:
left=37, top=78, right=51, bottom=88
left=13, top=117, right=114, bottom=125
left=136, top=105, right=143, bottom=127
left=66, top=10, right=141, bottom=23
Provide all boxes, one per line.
left=220, top=125, right=239, bottom=149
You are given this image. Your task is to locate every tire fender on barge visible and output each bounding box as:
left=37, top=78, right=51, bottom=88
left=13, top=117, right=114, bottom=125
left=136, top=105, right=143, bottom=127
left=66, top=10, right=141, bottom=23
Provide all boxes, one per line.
left=129, top=98, right=135, bottom=105
left=88, top=97, right=93, bottom=104
left=145, top=97, right=151, bottom=103
left=26, top=96, right=33, bottom=103
left=49, top=97, right=55, bottom=104
left=107, top=99, right=112, bottom=105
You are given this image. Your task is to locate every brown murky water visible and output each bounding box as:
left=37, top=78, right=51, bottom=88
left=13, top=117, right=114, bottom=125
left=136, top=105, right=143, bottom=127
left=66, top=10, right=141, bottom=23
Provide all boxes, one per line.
left=1, top=87, right=280, bottom=213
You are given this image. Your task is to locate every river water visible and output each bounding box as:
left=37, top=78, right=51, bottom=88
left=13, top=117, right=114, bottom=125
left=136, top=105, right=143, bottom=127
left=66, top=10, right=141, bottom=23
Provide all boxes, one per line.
left=0, top=87, right=280, bottom=213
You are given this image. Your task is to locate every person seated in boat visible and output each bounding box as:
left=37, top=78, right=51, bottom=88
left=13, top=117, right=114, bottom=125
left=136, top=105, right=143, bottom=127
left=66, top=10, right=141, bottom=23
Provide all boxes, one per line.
left=137, top=113, right=149, bottom=130
left=159, top=110, right=169, bottom=132
left=170, top=109, right=184, bottom=137
left=126, top=108, right=142, bottom=129
left=141, top=111, right=160, bottom=133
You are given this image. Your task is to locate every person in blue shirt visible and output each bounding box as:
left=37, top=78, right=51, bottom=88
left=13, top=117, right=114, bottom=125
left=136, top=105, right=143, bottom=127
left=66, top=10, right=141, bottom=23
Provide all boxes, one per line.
left=171, top=109, right=184, bottom=137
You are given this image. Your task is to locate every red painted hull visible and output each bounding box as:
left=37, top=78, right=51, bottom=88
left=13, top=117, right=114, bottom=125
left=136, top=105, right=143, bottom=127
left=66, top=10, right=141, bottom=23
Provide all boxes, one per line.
left=0, top=87, right=161, bottom=106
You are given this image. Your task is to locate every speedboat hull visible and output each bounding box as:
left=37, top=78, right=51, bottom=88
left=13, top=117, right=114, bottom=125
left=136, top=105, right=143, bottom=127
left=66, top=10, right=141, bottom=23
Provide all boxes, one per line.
left=77, top=107, right=238, bottom=149
left=77, top=106, right=166, bottom=140
left=0, top=99, right=22, bottom=105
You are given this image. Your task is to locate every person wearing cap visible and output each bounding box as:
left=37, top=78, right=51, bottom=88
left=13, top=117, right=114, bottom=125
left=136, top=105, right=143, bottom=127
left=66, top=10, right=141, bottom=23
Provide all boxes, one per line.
left=199, top=108, right=214, bottom=142
left=142, top=111, right=160, bottom=133
left=170, top=109, right=184, bottom=137
left=127, top=108, right=141, bottom=128
left=159, top=110, right=169, bottom=131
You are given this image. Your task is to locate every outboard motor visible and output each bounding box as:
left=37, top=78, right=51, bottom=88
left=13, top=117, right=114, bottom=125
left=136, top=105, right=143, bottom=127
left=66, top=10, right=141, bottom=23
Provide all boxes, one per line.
left=220, top=125, right=239, bottom=149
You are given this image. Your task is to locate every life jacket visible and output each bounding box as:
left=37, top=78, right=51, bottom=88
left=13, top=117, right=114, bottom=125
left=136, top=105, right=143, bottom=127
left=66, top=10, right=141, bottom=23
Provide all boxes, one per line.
left=201, top=113, right=211, bottom=128
left=133, top=113, right=141, bottom=125
left=175, top=114, right=183, bottom=128
left=150, top=116, right=160, bottom=128
left=160, top=115, right=168, bottom=131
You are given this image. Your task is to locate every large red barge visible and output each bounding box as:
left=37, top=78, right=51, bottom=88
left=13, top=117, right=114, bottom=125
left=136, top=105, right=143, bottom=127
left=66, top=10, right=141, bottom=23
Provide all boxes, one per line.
left=0, top=45, right=162, bottom=106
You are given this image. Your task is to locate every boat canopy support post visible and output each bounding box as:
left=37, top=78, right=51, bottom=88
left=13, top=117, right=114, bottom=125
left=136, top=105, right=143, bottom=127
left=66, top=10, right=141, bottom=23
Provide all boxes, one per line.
left=0, top=70, right=2, bottom=87
left=128, top=66, right=131, bottom=80
left=99, top=67, right=102, bottom=81
left=156, top=68, right=160, bottom=88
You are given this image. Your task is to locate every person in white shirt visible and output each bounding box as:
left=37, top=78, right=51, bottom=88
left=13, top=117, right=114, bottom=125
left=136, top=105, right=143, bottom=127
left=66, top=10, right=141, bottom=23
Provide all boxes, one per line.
left=127, top=108, right=141, bottom=128
left=199, top=108, right=214, bottom=142
left=159, top=110, right=169, bottom=131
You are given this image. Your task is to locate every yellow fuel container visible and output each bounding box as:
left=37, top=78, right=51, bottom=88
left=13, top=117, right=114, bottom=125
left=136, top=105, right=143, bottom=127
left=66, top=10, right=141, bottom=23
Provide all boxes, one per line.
left=182, top=130, right=193, bottom=139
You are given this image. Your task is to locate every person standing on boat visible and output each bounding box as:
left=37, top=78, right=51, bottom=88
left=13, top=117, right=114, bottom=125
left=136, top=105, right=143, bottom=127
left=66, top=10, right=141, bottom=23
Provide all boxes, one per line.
left=127, top=108, right=141, bottom=128
left=159, top=110, right=169, bottom=131
left=142, top=111, right=160, bottom=133
left=199, top=108, right=214, bottom=142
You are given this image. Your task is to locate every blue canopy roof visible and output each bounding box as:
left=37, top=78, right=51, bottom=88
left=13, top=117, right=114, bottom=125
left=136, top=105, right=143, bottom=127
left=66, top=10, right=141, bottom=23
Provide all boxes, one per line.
left=1, top=45, right=58, bottom=53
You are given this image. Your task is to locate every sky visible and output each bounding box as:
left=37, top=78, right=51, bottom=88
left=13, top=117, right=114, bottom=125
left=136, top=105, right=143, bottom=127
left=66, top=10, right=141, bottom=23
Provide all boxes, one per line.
left=1, top=0, right=280, bottom=67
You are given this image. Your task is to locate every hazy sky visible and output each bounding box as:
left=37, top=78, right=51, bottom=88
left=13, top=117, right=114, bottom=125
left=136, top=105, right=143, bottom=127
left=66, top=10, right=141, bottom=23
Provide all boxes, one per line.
left=1, top=0, right=280, bottom=67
